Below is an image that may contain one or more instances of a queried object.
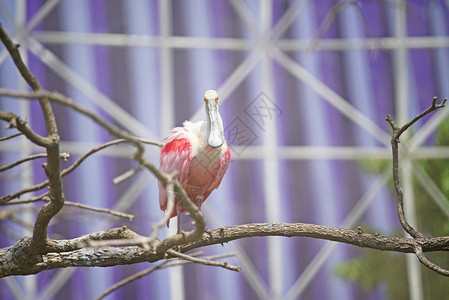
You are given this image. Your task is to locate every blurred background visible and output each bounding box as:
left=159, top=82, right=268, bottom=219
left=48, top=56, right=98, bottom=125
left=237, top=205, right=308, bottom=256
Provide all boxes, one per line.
left=1, top=0, right=449, bottom=299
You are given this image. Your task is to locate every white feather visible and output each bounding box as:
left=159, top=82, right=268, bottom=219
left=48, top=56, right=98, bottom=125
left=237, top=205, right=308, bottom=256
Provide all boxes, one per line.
left=182, top=120, right=228, bottom=160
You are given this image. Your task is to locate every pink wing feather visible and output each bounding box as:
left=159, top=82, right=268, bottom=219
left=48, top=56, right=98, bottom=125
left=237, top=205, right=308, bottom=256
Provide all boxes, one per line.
left=158, top=134, right=193, bottom=213
left=203, top=147, right=231, bottom=198
left=158, top=127, right=231, bottom=225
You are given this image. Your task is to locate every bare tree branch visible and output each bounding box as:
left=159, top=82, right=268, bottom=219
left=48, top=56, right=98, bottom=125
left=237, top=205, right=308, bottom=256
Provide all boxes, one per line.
left=0, top=152, right=69, bottom=173
left=112, top=165, right=143, bottom=185
left=386, top=96, right=448, bottom=276
left=386, top=97, right=447, bottom=239
left=0, top=88, right=145, bottom=155
left=3, top=193, right=133, bottom=220
left=0, top=89, right=200, bottom=248
left=415, top=245, right=449, bottom=276
left=0, top=22, right=63, bottom=252
left=3, top=192, right=49, bottom=205
left=166, top=249, right=240, bottom=272
left=0, top=132, right=22, bottom=142
left=1, top=21, right=449, bottom=292
left=62, top=200, right=134, bottom=221
left=0, top=111, right=49, bottom=147
left=94, top=252, right=234, bottom=300
left=0, top=139, right=143, bottom=203
left=0, top=87, right=205, bottom=265
left=2, top=223, right=449, bottom=277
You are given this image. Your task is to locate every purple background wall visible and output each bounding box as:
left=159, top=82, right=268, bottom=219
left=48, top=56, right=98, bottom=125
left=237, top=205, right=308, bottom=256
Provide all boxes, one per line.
left=1, top=1, right=449, bottom=299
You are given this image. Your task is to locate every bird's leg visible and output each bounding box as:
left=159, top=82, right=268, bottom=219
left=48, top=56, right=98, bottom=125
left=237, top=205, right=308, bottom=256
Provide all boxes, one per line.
left=176, top=209, right=181, bottom=253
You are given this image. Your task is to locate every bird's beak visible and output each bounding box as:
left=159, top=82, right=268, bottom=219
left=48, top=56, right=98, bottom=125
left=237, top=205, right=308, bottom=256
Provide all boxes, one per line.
left=205, top=98, right=224, bottom=148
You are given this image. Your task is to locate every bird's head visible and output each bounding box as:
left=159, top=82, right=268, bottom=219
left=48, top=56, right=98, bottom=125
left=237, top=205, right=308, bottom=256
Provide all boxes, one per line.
left=204, top=90, right=218, bottom=103
left=204, top=90, right=224, bottom=148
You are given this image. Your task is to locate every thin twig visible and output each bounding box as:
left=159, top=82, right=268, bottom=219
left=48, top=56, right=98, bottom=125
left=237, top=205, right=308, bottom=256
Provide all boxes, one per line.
left=415, top=245, right=449, bottom=276
left=3, top=192, right=49, bottom=205
left=387, top=96, right=449, bottom=277
left=166, top=249, right=240, bottom=272
left=0, top=139, right=131, bottom=203
left=386, top=97, right=447, bottom=239
left=61, top=139, right=132, bottom=177
left=0, top=88, right=145, bottom=155
left=63, top=200, right=134, bottom=221
left=0, top=132, right=22, bottom=142
left=134, top=137, right=163, bottom=148
left=4, top=193, right=133, bottom=220
left=112, top=165, right=143, bottom=185
left=95, top=253, right=235, bottom=300
left=0, top=110, right=49, bottom=147
left=0, top=152, right=69, bottom=173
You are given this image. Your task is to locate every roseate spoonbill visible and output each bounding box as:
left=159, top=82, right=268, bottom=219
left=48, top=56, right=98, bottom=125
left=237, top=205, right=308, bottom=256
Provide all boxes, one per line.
left=158, top=90, right=231, bottom=233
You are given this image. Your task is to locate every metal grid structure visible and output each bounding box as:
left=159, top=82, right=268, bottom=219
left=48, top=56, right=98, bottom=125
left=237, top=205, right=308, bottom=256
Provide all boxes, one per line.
left=1, top=1, right=449, bottom=299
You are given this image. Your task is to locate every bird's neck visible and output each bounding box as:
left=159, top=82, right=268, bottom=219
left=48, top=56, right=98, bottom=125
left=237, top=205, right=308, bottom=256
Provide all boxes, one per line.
left=205, top=101, right=225, bottom=148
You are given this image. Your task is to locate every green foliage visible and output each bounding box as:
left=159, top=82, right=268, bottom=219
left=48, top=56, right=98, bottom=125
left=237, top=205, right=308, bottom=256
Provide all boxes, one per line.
left=334, top=248, right=408, bottom=299
left=335, top=120, right=449, bottom=299
left=357, top=158, right=389, bottom=174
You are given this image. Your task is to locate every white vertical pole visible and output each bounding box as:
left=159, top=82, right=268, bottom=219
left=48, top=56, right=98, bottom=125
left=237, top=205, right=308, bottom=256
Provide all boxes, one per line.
left=260, top=1, right=282, bottom=298
left=394, top=2, right=423, bottom=300
left=160, top=1, right=184, bottom=300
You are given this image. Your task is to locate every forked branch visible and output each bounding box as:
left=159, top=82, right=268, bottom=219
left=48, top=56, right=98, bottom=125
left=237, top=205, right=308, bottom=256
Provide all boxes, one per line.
left=386, top=96, right=449, bottom=275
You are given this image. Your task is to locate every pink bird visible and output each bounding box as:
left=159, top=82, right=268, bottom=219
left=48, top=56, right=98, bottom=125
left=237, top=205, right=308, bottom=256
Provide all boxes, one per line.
left=158, top=90, right=231, bottom=233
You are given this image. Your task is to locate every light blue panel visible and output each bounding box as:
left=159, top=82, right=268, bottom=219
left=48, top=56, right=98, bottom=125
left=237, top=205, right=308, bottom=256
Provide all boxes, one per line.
left=59, top=0, right=110, bottom=298
left=244, top=0, right=260, bottom=28
left=183, top=0, right=218, bottom=104
left=124, top=0, right=160, bottom=135
left=429, top=1, right=449, bottom=97
left=293, top=2, right=351, bottom=299
left=338, top=0, right=394, bottom=234
left=0, top=2, right=28, bottom=218
left=0, top=0, right=17, bottom=34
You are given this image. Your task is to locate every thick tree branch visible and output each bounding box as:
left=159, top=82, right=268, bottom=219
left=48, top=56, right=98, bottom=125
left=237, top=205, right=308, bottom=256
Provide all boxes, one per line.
left=1, top=223, right=449, bottom=277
